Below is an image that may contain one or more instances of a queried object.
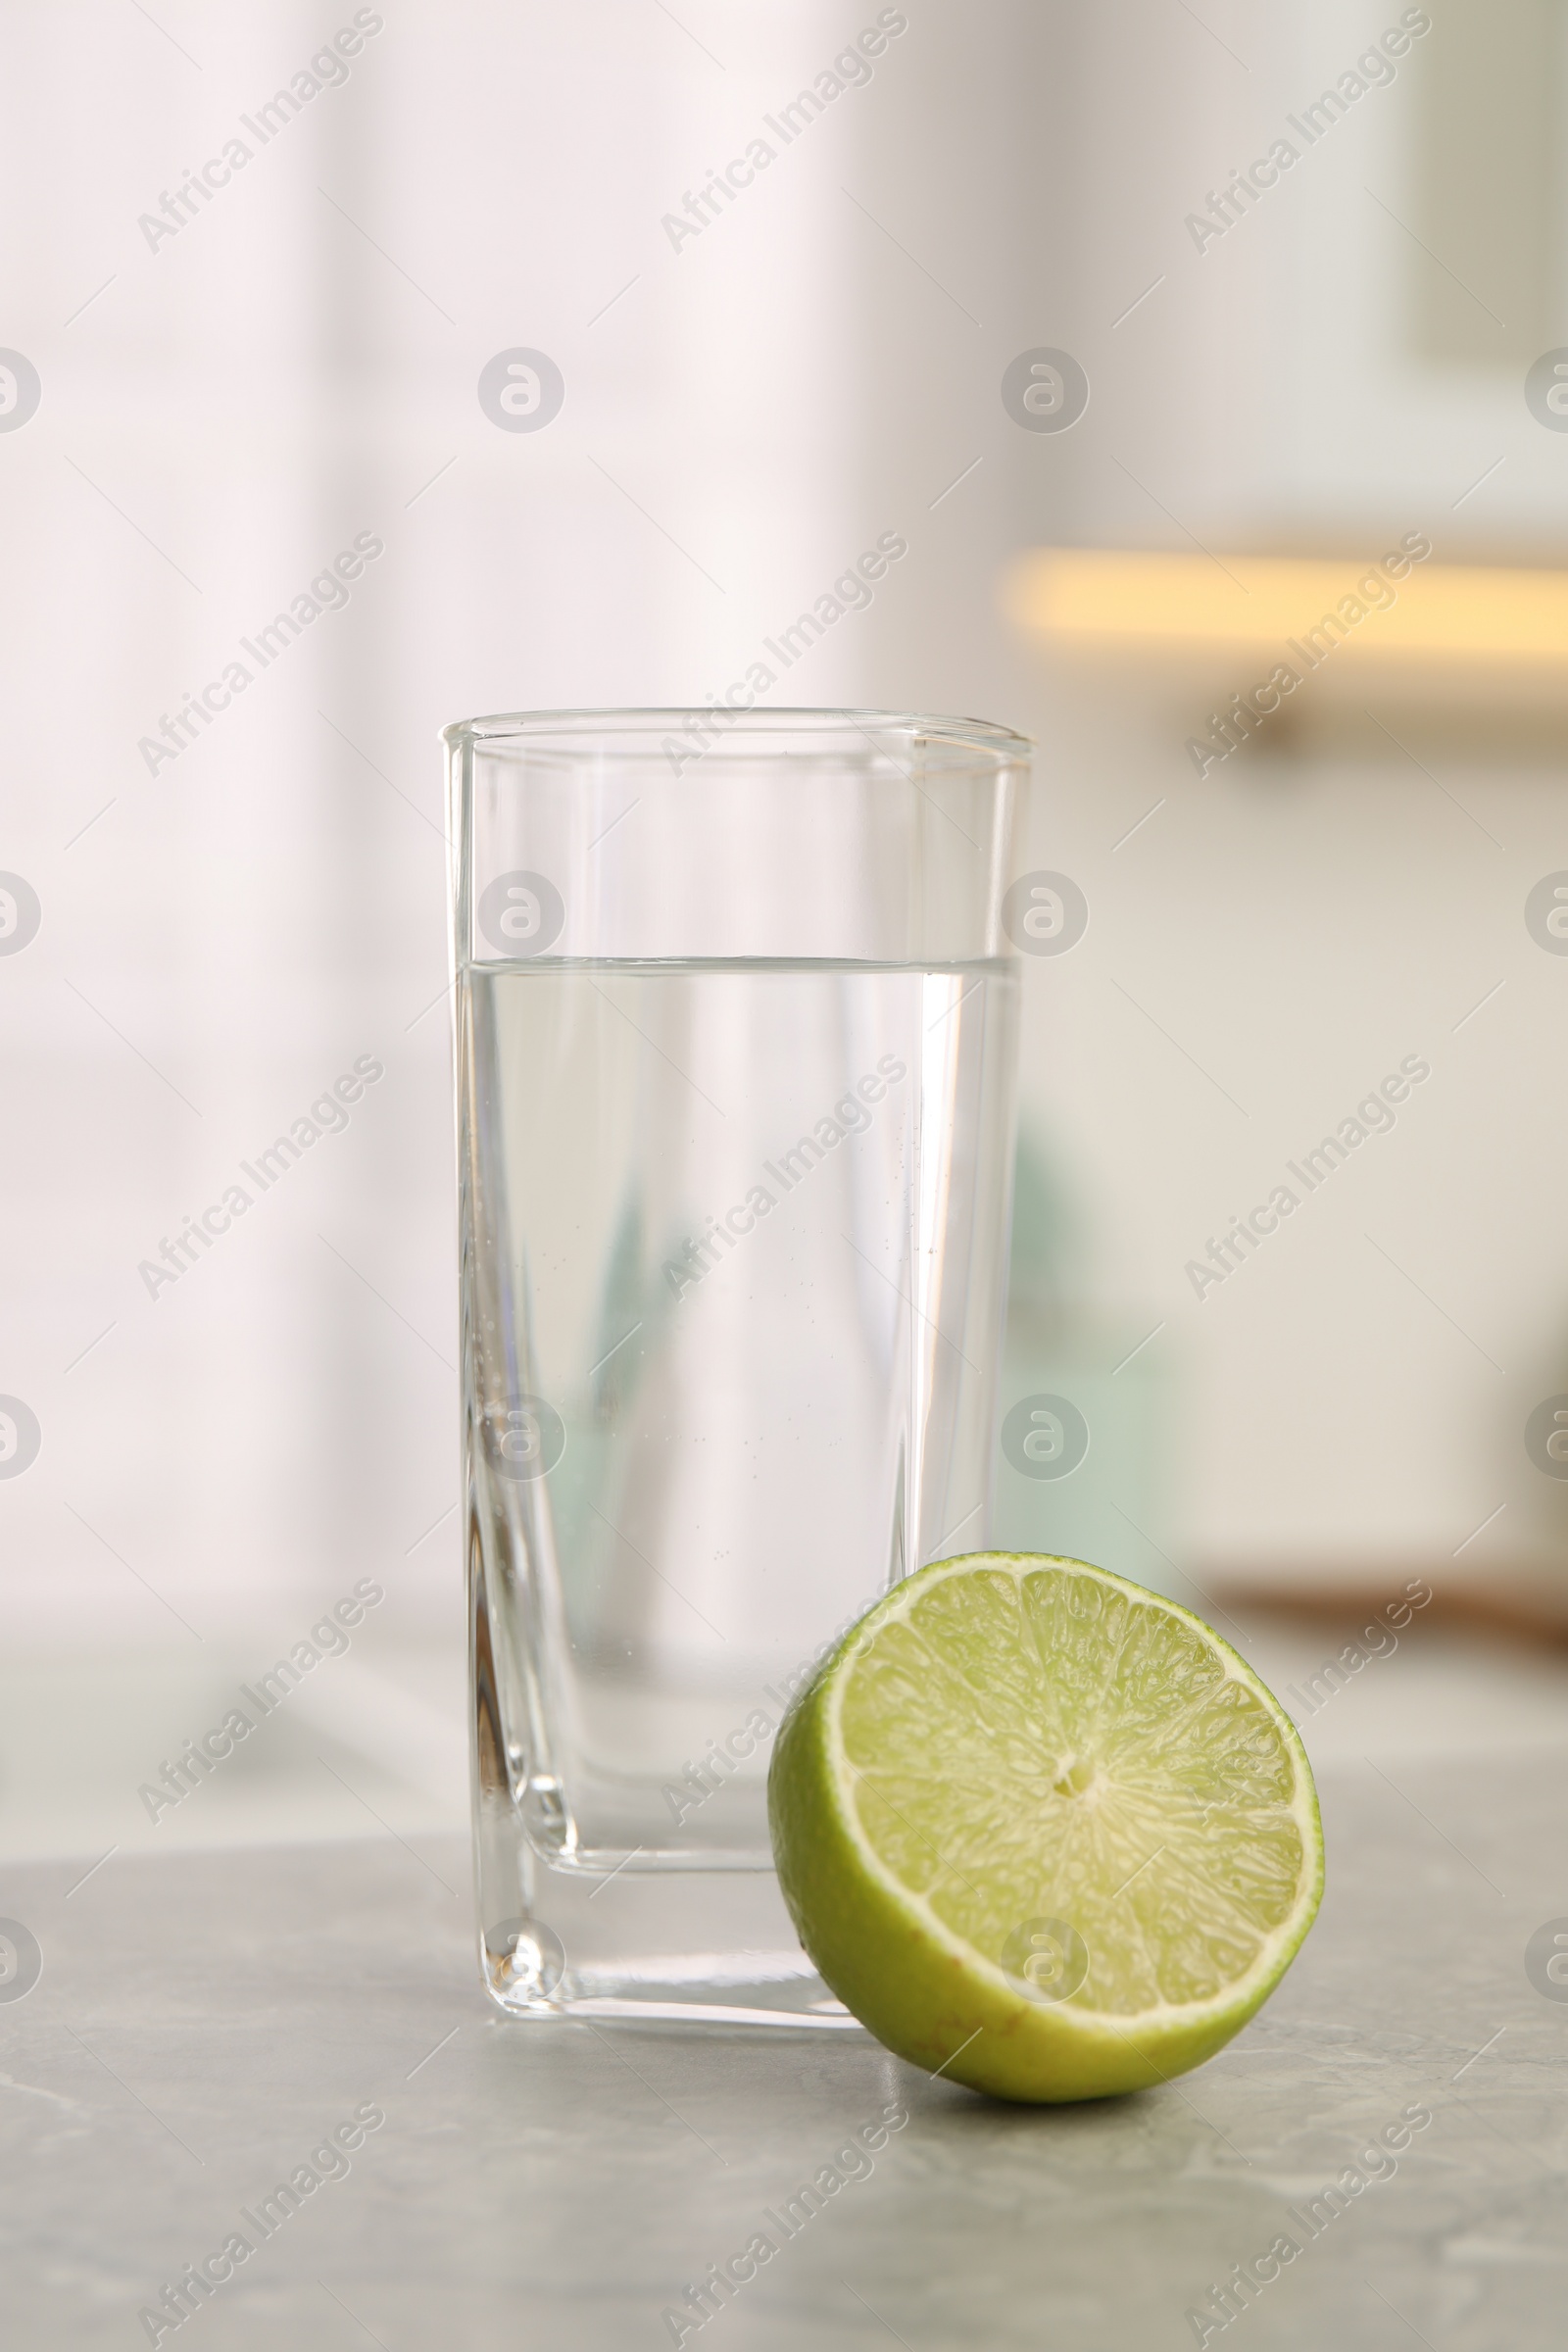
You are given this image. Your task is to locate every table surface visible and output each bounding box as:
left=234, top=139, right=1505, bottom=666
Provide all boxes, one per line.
left=3, top=1713, right=1565, bottom=2352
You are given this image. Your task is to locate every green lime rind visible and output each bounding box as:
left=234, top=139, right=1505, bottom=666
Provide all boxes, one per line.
left=767, top=1552, right=1324, bottom=2104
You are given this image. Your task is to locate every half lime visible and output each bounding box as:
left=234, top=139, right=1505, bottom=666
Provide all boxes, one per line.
left=768, top=1553, right=1322, bottom=2102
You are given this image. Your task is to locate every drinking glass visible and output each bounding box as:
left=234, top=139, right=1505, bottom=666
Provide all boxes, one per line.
left=446, top=708, right=1030, bottom=2025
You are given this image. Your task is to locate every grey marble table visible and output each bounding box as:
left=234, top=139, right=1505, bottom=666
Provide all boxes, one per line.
left=2, top=1741, right=1563, bottom=2350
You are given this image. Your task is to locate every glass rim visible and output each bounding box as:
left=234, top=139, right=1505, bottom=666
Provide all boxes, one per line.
left=441, top=705, right=1033, bottom=760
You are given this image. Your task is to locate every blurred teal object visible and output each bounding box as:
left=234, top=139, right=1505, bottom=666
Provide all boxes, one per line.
left=994, top=1124, right=1186, bottom=1606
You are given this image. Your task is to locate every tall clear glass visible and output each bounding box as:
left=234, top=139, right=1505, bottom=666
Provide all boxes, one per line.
left=446, top=709, right=1030, bottom=2026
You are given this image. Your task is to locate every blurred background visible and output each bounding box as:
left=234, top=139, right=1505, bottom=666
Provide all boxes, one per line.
left=3, top=0, right=1567, bottom=1868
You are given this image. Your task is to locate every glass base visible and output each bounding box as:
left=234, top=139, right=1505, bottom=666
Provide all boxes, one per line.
left=478, top=1843, right=863, bottom=2028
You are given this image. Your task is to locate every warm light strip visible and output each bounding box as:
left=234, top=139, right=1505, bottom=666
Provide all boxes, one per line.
left=1004, top=549, right=1568, bottom=663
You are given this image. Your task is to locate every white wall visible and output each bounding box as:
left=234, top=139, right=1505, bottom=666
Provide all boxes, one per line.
left=1, top=0, right=1563, bottom=1747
